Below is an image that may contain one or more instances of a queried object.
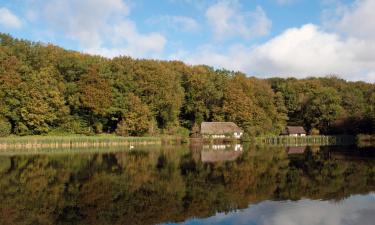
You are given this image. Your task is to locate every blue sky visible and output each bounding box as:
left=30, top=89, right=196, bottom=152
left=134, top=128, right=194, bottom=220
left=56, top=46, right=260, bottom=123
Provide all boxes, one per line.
left=0, top=0, right=374, bottom=82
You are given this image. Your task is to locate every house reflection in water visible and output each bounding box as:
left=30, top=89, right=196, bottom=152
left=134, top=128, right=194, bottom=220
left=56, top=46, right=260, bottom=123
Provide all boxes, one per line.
left=287, top=146, right=307, bottom=154
left=200, top=144, right=243, bottom=163
left=203, top=144, right=243, bottom=151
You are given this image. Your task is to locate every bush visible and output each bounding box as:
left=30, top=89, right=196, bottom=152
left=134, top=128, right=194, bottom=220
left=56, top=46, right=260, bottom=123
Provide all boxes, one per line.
left=14, top=122, right=29, bottom=136
left=147, top=119, right=159, bottom=136
left=61, top=116, right=92, bottom=135
left=310, top=128, right=320, bottom=135
left=176, top=127, right=190, bottom=137
left=190, top=123, right=200, bottom=137
left=94, top=122, right=103, bottom=134
left=241, top=132, right=252, bottom=142
left=0, top=118, right=12, bottom=137
left=47, top=127, right=72, bottom=136
left=116, top=116, right=151, bottom=136
left=115, top=120, right=129, bottom=136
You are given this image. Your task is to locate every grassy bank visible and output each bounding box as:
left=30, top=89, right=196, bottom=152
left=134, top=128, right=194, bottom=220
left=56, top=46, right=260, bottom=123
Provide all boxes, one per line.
left=0, top=135, right=164, bottom=151
left=253, top=135, right=356, bottom=146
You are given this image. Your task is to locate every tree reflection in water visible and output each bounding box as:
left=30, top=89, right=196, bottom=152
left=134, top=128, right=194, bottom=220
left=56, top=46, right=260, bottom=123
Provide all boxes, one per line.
left=0, top=145, right=374, bottom=225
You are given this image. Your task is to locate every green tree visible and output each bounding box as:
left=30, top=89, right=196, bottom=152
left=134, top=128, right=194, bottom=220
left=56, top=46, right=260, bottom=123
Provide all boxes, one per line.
left=0, top=117, right=11, bottom=136
left=368, top=92, right=375, bottom=132
left=75, top=66, right=112, bottom=133
left=1, top=33, right=374, bottom=136
left=115, top=94, right=154, bottom=136
left=132, top=60, right=184, bottom=130
left=223, top=75, right=286, bottom=135
left=180, top=66, right=228, bottom=128
left=303, top=87, right=344, bottom=133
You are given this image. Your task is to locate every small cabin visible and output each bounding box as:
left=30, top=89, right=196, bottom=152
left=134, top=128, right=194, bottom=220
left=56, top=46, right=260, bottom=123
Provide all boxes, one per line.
left=281, top=126, right=306, bottom=137
left=200, top=122, right=243, bottom=139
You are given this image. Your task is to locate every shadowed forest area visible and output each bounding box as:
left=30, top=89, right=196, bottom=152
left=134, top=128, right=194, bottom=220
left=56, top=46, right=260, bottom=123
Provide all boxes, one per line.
left=0, top=34, right=374, bottom=137
left=0, top=145, right=375, bottom=225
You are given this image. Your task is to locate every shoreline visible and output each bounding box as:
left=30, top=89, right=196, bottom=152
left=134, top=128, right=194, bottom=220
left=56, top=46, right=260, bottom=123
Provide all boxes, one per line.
left=0, top=134, right=371, bottom=152
left=0, top=136, right=164, bottom=151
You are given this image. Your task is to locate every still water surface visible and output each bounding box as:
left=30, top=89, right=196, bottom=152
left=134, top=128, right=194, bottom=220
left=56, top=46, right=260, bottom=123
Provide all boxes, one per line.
left=0, top=144, right=374, bottom=225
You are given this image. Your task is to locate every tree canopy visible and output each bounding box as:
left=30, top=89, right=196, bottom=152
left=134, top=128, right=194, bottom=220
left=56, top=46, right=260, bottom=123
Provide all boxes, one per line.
left=0, top=33, right=374, bottom=136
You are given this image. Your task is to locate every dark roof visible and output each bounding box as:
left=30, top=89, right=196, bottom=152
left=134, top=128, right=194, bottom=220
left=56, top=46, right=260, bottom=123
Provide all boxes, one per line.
left=200, top=122, right=243, bottom=135
left=282, top=126, right=306, bottom=135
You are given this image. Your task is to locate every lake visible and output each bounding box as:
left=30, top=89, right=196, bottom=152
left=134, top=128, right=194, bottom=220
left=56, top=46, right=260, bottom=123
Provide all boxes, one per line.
left=0, top=144, right=374, bottom=225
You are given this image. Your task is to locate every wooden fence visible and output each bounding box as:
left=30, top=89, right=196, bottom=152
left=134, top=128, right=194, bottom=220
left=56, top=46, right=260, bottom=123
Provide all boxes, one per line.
left=254, top=135, right=355, bottom=146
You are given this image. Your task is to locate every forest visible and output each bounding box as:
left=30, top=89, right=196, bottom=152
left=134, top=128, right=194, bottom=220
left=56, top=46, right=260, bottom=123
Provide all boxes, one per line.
left=0, top=33, right=374, bottom=137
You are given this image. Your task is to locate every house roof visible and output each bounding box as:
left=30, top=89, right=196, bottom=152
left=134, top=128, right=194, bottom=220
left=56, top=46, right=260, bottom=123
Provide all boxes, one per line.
left=282, top=126, right=306, bottom=135
left=200, top=122, right=243, bottom=135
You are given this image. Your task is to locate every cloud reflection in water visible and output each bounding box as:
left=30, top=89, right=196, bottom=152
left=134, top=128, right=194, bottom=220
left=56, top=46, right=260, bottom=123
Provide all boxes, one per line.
left=172, top=194, right=375, bottom=225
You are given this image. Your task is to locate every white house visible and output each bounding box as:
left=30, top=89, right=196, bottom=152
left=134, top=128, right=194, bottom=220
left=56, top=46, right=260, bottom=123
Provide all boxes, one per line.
left=281, top=126, right=307, bottom=137
left=200, top=122, right=243, bottom=139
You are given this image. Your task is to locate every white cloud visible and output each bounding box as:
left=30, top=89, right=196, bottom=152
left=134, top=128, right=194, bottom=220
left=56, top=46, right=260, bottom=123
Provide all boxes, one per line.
left=174, top=43, right=252, bottom=73
left=333, top=0, right=375, bottom=40
left=0, top=7, right=22, bottom=29
left=113, top=21, right=166, bottom=55
left=28, top=0, right=166, bottom=58
left=248, top=24, right=375, bottom=79
left=150, top=15, right=200, bottom=32
left=88, top=20, right=167, bottom=58
left=42, top=0, right=128, bottom=49
left=179, top=24, right=375, bottom=82
left=173, top=0, right=375, bottom=82
left=16, top=0, right=374, bottom=82
left=205, top=1, right=271, bottom=40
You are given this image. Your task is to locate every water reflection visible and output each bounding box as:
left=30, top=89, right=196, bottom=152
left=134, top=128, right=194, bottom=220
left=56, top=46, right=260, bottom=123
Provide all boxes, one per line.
left=177, top=195, right=375, bottom=225
left=0, top=144, right=374, bottom=225
left=202, top=144, right=243, bottom=151
left=199, top=144, right=243, bottom=163
left=286, top=146, right=306, bottom=154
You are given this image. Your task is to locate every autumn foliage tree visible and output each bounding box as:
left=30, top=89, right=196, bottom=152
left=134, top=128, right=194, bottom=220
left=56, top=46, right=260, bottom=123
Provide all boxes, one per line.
left=0, top=33, right=374, bottom=136
left=115, top=94, right=154, bottom=136
left=74, top=67, right=112, bottom=133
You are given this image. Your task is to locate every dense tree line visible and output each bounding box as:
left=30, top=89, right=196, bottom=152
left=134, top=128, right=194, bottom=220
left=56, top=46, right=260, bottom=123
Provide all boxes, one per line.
left=269, top=77, right=375, bottom=134
left=0, top=33, right=374, bottom=136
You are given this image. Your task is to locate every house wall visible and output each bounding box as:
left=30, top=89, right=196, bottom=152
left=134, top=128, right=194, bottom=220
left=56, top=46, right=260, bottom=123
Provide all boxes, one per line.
left=203, top=132, right=243, bottom=139
left=234, top=132, right=243, bottom=139
left=289, top=133, right=306, bottom=137
left=212, top=134, right=226, bottom=139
